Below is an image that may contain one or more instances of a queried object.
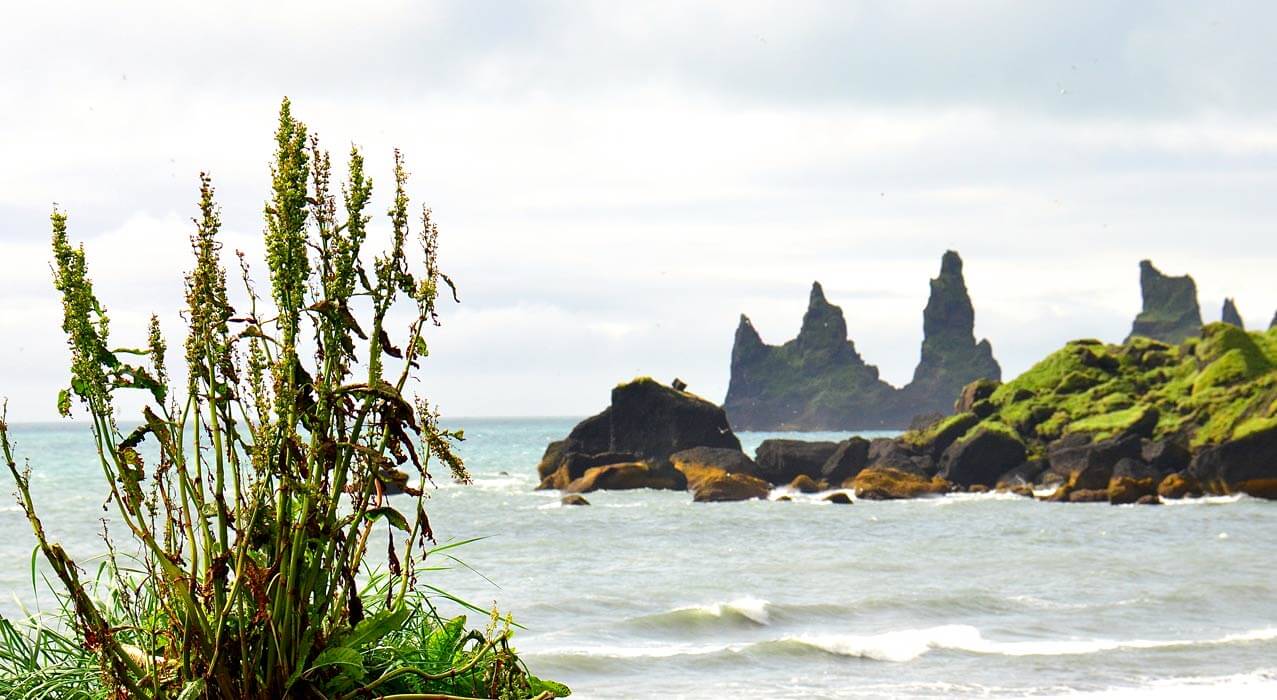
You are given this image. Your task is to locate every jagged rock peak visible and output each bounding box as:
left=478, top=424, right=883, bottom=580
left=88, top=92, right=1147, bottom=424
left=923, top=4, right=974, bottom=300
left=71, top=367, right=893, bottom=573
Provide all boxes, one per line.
left=1270, top=310, right=1277, bottom=331
left=939, top=249, right=963, bottom=277
left=797, top=281, right=849, bottom=355
left=1127, top=260, right=1202, bottom=344
left=1221, top=298, right=1244, bottom=329
left=809, top=280, right=828, bottom=306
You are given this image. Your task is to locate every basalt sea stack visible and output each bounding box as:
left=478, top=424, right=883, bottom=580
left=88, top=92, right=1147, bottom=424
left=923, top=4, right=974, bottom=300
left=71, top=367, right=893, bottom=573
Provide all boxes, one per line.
left=724, top=251, right=1001, bottom=430
left=1127, top=260, right=1202, bottom=344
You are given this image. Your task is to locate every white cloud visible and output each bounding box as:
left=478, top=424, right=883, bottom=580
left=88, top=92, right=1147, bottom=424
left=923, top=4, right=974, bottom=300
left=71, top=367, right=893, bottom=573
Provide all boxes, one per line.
left=3, top=2, right=1277, bottom=421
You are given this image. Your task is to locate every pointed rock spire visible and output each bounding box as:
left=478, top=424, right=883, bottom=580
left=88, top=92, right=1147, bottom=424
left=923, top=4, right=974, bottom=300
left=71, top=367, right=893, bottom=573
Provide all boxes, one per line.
left=797, top=281, right=849, bottom=358
left=1221, top=298, right=1244, bottom=329
left=903, top=251, right=1001, bottom=416
left=1127, top=260, right=1202, bottom=343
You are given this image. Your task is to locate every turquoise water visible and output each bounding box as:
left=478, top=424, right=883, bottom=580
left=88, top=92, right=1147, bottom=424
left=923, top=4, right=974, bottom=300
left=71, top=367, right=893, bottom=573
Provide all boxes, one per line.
left=2, top=418, right=1276, bottom=698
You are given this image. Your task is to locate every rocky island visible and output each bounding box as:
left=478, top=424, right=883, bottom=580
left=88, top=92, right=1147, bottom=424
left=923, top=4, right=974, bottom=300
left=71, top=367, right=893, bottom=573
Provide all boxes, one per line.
left=724, top=251, right=1000, bottom=431
left=535, top=257, right=1277, bottom=505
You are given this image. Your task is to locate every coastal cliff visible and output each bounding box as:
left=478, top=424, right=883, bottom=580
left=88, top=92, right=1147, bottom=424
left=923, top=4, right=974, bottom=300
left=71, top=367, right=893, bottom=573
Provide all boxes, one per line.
left=723, top=251, right=1000, bottom=431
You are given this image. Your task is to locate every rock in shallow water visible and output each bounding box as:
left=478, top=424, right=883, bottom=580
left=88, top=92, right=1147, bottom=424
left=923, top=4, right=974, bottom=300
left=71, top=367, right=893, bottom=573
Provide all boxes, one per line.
left=560, top=494, right=590, bottom=506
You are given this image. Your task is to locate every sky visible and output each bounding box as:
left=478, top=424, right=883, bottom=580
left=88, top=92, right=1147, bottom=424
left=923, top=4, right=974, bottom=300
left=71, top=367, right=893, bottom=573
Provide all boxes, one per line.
left=3, top=0, right=1277, bottom=422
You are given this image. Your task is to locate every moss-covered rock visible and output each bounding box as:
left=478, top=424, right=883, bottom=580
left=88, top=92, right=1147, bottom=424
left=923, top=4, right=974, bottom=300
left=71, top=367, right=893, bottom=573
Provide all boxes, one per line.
left=690, top=471, right=772, bottom=502
left=937, top=423, right=1026, bottom=487
left=851, top=467, right=950, bottom=500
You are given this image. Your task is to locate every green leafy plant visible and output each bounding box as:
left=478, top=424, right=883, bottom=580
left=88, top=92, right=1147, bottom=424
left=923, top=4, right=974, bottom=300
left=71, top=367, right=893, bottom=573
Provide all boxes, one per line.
left=0, top=98, right=566, bottom=699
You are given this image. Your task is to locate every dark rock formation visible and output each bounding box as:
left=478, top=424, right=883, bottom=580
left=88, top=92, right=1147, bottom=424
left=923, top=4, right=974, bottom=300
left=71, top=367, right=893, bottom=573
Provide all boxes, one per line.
left=1157, top=472, right=1202, bottom=499
left=610, top=378, right=741, bottom=459
left=560, top=494, right=590, bottom=506
left=1188, top=422, right=1277, bottom=498
left=1107, top=458, right=1160, bottom=504
left=819, top=437, right=871, bottom=484
left=754, top=439, right=841, bottom=484
left=1140, top=439, right=1190, bottom=476
left=897, top=251, right=1002, bottom=417
left=1270, top=310, right=1277, bottom=330
left=937, top=426, right=1026, bottom=488
left=823, top=492, right=853, bottom=504
left=1126, top=260, right=1202, bottom=344
left=669, top=447, right=760, bottom=477
left=1221, top=298, right=1244, bottom=329
left=724, top=251, right=1000, bottom=430
left=539, top=378, right=741, bottom=492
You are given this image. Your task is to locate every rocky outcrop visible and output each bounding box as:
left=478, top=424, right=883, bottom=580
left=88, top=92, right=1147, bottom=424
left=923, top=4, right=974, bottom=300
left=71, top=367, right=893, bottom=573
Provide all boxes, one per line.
left=1188, top=421, right=1277, bottom=498
left=1126, top=260, right=1202, bottom=344
left=754, top=439, right=840, bottom=484
left=937, top=426, right=1026, bottom=488
left=564, top=462, right=687, bottom=494
left=851, top=467, right=950, bottom=500
left=724, top=284, right=901, bottom=430
left=818, top=437, right=871, bottom=483
left=723, top=251, right=1000, bottom=431
left=1107, top=458, right=1160, bottom=504
left=540, top=378, right=741, bottom=492
left=1221, top=298, right=1244, bottom=329
left=897, top=251, right=1002, bottom=417
left=690, top=471, right=772, bottom=502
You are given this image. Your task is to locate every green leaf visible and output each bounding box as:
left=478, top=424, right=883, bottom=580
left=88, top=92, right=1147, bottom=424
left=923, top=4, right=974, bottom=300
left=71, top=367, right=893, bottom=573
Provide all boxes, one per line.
left=528, top=676, right=572, bottom=697
left=364, top=506, right=409, bottom=532
left=310, top=645, right=364, bottom=681
left=57, top=388, right=72, bottom=417
left=425, top=615, right=466, bottom=664
left=344, top=605, right=410, bottom=649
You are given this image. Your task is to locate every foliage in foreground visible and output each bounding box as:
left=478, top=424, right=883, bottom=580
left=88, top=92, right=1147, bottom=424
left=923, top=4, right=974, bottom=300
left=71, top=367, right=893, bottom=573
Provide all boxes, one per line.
left=0, top=99, right=566, bottom=698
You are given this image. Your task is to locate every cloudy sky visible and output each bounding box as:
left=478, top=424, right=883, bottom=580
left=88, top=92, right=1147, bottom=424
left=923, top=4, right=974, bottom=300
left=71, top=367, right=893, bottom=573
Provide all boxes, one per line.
left=3, top=1, right=1277, bottom=421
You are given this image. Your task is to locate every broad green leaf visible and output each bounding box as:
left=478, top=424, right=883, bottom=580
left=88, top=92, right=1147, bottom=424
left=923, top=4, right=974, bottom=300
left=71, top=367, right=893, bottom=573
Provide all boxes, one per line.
left=528, top=676, right=572, bottom=697
left=364, top=506, right=409, bottom=532
left=425, top=615, right=466, bottom=664
left=344, top=604, right=410, bottom=649
left=310, top=645, right=364, bottom=681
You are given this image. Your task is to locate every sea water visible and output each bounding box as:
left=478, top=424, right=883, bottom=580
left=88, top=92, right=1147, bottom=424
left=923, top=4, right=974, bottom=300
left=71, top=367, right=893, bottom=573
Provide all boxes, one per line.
left=1, top=418, right=1275, bottom=699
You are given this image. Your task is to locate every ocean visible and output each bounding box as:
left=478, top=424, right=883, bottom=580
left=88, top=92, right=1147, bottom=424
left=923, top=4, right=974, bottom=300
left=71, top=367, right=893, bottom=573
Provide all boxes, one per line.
left=1, top=418, right=1275, bottom=699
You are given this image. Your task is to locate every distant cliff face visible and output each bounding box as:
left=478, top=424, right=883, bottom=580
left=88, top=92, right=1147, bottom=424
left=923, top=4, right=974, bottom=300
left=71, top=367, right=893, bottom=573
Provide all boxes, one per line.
left=1221, top=298, right=1244, bottom=329
left=1127, top=260, right=1202, bottom=344
left=724, top=251, right=1001, bottom=431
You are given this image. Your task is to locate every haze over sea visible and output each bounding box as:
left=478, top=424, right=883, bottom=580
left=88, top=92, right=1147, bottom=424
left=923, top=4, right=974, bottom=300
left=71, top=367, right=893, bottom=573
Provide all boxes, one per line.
left=1, top=418, right=1273, bottom=699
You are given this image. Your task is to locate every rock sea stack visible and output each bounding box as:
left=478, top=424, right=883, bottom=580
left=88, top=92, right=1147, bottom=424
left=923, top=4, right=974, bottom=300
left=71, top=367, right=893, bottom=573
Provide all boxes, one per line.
left=724, top=251, right=1000, bottom=431
left=1127, top=260, right=1202, bottom=344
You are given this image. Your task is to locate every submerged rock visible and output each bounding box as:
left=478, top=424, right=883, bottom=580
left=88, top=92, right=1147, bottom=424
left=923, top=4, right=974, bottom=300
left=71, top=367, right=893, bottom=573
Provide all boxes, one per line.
left=788, top=474, right=823, bottom=493
left=823, top=492, right=853, bottom=504
left=560, top=494, right=590, bottom=506
left=1126, top=260, right=1202, bottom=344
